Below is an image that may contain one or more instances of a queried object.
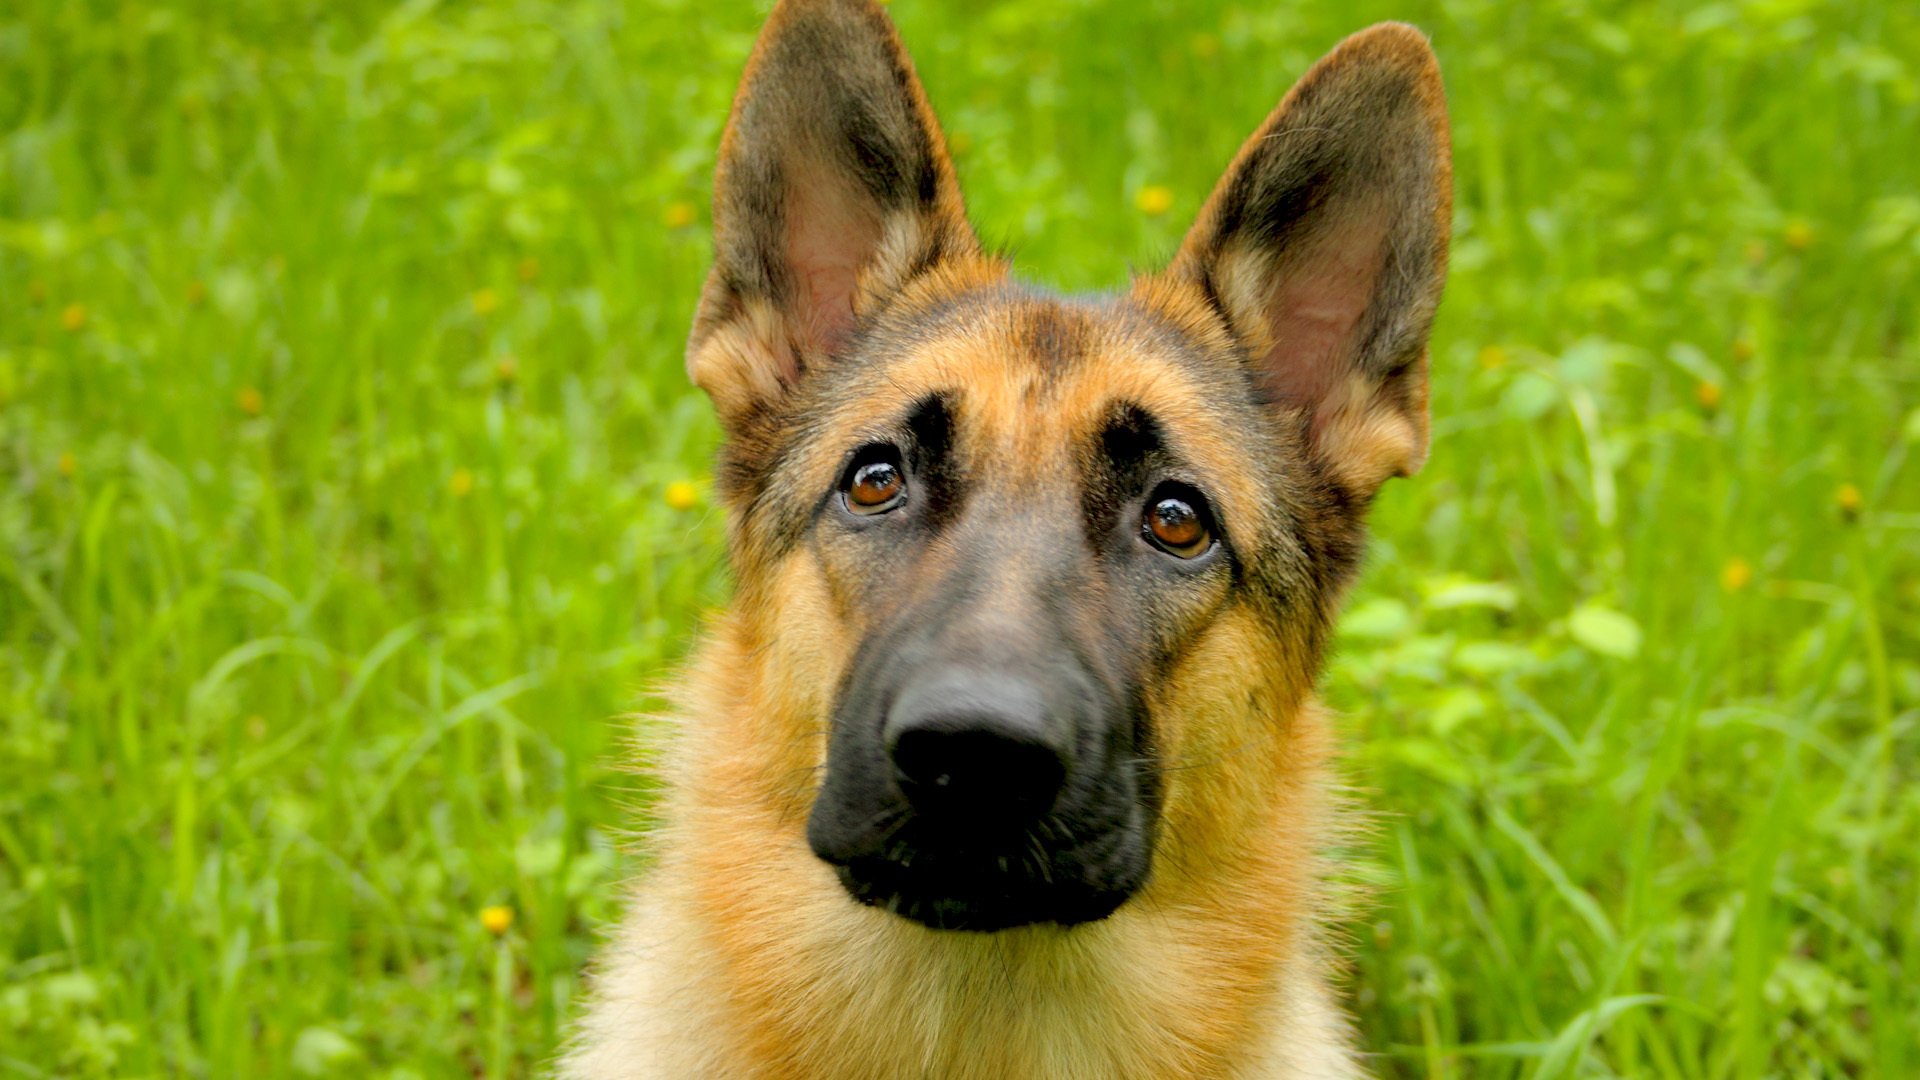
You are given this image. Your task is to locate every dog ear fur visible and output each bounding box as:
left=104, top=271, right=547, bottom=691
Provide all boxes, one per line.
left=688, top=0, right=979, bottom=433
left=1170, top=23, right=1452, bottom=497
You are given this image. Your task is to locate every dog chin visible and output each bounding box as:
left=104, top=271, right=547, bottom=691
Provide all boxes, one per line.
left=833, top=862, right=1138, bottom=932
left=825, top=826, right=1151, bottom=932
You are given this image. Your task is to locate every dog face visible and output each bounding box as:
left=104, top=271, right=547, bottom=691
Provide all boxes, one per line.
left=686, top=0, right=1449, bottom=932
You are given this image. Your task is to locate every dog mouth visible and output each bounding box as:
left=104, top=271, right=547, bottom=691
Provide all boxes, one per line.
left=816, top=806, right=1152, bottom=932
left=806, top=646, right=1161, bottom=932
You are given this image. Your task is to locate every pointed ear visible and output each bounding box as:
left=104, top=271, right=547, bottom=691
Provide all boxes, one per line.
left=688, top=0, right=979, bottom=433
left=1169, top=23, right=1451, bottom=497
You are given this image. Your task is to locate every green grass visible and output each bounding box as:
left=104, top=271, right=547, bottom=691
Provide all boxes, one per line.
left=3, top=0, right=1917, bottom=1076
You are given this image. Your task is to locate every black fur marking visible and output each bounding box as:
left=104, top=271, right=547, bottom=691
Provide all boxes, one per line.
left=1019, top=303, right=1089, bottom=372
left=833, top=91, right=919, bottom=207
left=1212, top=154, right=1341, bottom=270
left=905, top=393, right=964, bottom=535
left=1078, top=402, right=1162, bottom=554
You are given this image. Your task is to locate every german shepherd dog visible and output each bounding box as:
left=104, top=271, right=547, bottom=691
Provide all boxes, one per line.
left=566, top=1, right=1449, bottom=1075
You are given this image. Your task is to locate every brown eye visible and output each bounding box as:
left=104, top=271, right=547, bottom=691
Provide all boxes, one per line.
left=845, top=456, right=906, bottom=514
left=1144, top=491, right=1212, bottom=558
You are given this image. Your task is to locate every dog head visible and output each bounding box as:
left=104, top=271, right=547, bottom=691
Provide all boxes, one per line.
left=685, top=0, right=1449, bottom=931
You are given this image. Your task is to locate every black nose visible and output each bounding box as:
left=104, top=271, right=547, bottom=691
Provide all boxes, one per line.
left=884, top=669, right=1071, bottom=824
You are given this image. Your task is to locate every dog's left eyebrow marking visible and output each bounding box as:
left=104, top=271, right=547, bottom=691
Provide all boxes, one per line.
left=1099, top=401, right=1165, bottom=483
left=905, top=392, right=954, bottom=459
left=904, top=390, right=968, bottom=532
left=1077, top=401, right=1174, bottom=550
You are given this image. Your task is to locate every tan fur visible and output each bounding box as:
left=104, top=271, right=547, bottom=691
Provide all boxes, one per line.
left=567, top=6, right=1452, bottom=1076
left=568, top=318, right=1362, bottom=1079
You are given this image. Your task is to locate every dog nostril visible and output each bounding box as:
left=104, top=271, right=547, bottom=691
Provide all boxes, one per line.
left=882, top=669, right=1075, bottom=823
left=890, top=724, right=1069, bottom=822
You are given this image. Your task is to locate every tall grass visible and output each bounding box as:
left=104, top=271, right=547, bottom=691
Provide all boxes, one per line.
left=3, top=0, right=1915, bottom=1075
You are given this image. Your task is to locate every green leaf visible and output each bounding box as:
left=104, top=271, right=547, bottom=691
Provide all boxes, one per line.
left=1454, top=641, right=1539, bottom=677
left=1568, top=603, right=1643, bottom=659
left=1529, top=994, right=1666, bottom=1080
left=1376, top=738, right=1473, bottom=788
left=1666, top=341, right=1724, bottom=384
left=1557, top=338, right=1618, bottom=385
left=1429, top=686, right=1490, bottom=736
left=292, top=1027, right=362, bottom=1077
left=1423, top=575, right=1520, bottom=612
left=1341, top=597, right=1414, bottom=640
left=1500, top=371, right=1559, bottom=420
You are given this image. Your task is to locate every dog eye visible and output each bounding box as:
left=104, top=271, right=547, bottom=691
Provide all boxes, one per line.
left=843, top=447, right=907, bottom=515
left=1142, top=485, right=1214, bottom=559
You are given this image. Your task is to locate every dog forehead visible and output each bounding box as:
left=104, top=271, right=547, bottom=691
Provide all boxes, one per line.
left=859, top=291, right=1222, bottom=427
left=788, top=288, right=1280, bottom=534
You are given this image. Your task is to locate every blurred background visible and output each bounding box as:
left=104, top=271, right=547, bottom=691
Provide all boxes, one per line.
left=3, top=0, right=1916, bottom=1076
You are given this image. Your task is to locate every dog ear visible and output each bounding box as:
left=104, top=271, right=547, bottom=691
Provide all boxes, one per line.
left=688, top=0, right=979, bottom=433
left=1169, top=23, right=1451, bottom=497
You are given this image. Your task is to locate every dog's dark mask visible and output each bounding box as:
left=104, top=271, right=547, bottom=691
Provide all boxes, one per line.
left=802, top=389, right=1237, bottom=932
left=806, top=620, right=1158, bottom=931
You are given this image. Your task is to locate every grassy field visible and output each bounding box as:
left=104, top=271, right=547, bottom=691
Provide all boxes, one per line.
left=4, top=0, right=1918, bottom=1076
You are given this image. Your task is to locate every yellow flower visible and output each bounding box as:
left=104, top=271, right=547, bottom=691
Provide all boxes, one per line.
left=1720, top=558, right=1751, bottom=592
left=61, top=303, right=88, bottom=332
left=57, top=451, right=77, bottom=478
left=1135, top=185, right=1174, bottom=216
left=1783, top=220, right=1814, bottom=251
left=236, top=387, right=264, bottom=416
left=663, top=201, right=697, bottom=230
left=516, top=257, right=540, bottom=284
left=1477, top=344, right=1508, bottom=370
left=479, top=905, right=514, bottom=937
left=1836, top=482, right=1861, bottom=521
left=450, top=468, right=475, bottom=497
left=1694, top=381, right=1721, bottom=410
left=471, top=288, right=499, bottom=317
left=495, top=356, right=518, bottom=384
left=664, top=480, right=700, bottom=511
